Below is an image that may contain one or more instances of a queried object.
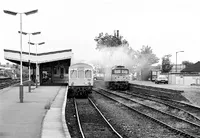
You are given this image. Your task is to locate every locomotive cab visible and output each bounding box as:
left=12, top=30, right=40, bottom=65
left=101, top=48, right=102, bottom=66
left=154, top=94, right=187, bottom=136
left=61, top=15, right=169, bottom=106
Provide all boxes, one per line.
left=104, top=65, right=130, bottom=90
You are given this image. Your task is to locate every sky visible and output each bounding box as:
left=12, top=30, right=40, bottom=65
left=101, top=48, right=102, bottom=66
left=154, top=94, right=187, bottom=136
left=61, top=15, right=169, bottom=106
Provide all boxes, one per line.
left=1, top=0, right=200, bottom=65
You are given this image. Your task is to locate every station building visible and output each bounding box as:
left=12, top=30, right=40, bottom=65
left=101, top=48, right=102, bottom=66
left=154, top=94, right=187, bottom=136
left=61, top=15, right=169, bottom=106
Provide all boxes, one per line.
left=4, top=49, right=73, bottom=85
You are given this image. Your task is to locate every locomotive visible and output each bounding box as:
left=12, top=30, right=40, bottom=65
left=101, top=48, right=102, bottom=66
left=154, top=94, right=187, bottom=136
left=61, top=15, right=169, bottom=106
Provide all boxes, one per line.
left=68, top=62, right=94, bottom=98
left=104, top=65, right=130, bottom=90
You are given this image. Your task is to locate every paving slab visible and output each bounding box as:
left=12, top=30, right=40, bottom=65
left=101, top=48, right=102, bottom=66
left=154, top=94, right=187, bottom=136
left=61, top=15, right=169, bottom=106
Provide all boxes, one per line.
left=41, top=86, right=71, bottom=138
left=0, top=86, right=61, bottom=138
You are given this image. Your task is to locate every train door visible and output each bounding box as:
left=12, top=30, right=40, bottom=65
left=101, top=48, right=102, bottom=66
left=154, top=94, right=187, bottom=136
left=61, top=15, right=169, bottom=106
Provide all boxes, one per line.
left=60, top=66, right=64, bottom=79
left=85, top=69, right=93, bottom=86
left=41, top=66, right=52, bottom=85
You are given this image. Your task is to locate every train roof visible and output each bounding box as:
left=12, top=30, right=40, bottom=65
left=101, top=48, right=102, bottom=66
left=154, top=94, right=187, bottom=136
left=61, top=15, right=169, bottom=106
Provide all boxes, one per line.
left=69, top=62, right=94, bottom=69
left=112, top=65, right=127, bottom=69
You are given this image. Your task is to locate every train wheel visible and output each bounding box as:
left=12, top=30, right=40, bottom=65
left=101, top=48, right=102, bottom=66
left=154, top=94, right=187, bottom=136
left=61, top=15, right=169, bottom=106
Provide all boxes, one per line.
left=67, top=89, right=74, bottom=98
left=123, top=84, right=128, bottom=90
left=114, top=83, right=117, bottom=90
left=109, top=83, right=114, bottom=90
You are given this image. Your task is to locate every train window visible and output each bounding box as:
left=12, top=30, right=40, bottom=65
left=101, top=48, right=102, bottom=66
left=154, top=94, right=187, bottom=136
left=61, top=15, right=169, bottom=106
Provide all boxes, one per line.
left=122, top=69, right=129, bottom=74
left=65, top=66, right=68, bottom=74
left=53, top=67, right=57, bottom=74
left=60, top=67, right=64, bottom=74
left=70, top=70, right=77, bottom=78
left=85, top=70, right=92, bottom=78
left=114, top=69, right=121, bottom=74
left=78, top=70, right=84, bottom=78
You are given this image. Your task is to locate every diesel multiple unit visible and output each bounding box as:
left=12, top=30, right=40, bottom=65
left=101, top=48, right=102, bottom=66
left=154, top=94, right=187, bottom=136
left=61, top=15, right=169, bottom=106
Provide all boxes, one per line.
left=68, top=63, right=94, bottom=98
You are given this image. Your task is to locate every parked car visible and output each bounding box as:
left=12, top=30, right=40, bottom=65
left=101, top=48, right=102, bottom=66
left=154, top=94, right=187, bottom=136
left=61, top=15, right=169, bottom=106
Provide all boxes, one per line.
left=155, top=75, right=168, bottom=84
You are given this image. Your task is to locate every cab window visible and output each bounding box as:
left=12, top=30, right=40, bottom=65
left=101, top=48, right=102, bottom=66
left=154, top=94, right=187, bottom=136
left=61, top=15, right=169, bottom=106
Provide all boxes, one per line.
left=54, top=67, right=57, bottom=74
left=60, top=67, right=64, bottom=75
left=85, top=70, right=92, bottom=78
left=113, top=69, right=121, bottom=74
left=78, top=70, right=84, bottom=78
left=70, top=70, right=77, bottom=78
left=122, top=69, right=129, bottom=74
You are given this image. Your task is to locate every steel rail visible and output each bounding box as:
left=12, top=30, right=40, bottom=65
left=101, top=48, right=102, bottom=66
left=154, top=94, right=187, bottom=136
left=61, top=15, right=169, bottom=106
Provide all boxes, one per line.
left=88, top=97, right=123, bottom=138
left=74, top=98, right=85, bottom=138
left=100, top=87, right=200, bottom=124
left=130, top=84, right=200, bottom=110
left=129, top=84, right=181, bottom=94
left=93, top=89, right=198, bottom=138
left=122, top=89, right=200, bottom=122
left=0, top=79, right=29, bottom=94
left=98, top=88, right=200, bottom=129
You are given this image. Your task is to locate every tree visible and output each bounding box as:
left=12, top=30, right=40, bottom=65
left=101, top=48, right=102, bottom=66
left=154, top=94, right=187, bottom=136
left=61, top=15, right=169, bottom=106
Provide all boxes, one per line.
left=161, top=54, right=173, bottom=73
left=94, top=30, right=129, bottom=50
left=6, top=62, right=9, bottom=67
left=13, top=64, right=19, bottom=69
left=93, top=32, right=160, bottom=78
left=134, top=45, right=159, bottom=81
left=137, top=45, right=159, bottom=67
left=182, top=61, right=194, bottom=68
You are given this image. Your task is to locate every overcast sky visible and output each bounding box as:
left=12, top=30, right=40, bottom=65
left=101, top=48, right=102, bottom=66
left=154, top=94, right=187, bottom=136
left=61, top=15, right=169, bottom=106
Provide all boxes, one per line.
left=1, top=0, right=200, bottom=65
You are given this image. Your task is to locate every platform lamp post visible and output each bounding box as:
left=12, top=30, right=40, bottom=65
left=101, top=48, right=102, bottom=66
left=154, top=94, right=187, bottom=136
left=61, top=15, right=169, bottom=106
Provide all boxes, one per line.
left=176, top=51, right=184, bottom=73
left=18, top=31, right=41, bottom=92
left=28, top=42, right=45, bottom=88
left=4, top=9, right=38, bottom=103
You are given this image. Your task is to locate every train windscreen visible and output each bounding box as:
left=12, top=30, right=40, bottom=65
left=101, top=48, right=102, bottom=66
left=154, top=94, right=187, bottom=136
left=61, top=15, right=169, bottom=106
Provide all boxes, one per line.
left=70, top=70, right=77, bottom=78
left=113, top=69, right=121, bottom=74
left=78, top=70, right=84, bottom=78
left=113, top=69, right=129, bottom=74
left=85, top=70, right=92, bottom=78
left=121, top=69, right=129, bottom=74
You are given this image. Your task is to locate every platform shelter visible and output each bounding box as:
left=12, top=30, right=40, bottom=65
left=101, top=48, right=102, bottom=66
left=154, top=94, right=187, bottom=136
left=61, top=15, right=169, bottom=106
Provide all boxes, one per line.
left=4, top=49, right=73, bottom=85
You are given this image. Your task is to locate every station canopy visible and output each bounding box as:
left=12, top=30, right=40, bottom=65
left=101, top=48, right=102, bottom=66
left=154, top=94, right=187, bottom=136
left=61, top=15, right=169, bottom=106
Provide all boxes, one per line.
left=4, top=49, right=73, bottom=67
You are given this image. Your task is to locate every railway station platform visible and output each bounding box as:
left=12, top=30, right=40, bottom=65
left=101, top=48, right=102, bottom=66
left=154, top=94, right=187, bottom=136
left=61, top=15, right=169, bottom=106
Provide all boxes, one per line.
left=0, top=85, right=71, bottom=138
left=130, top=80, right=200, bottom=107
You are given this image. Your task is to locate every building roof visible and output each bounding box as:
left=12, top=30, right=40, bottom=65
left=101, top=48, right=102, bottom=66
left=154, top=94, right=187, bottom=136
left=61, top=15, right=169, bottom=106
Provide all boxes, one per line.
left=69, top=62, right=94, bottom=69
left=4, top=49, right=72, bottom=56
left=181, top=61, right=200, bottom=73
left=4, top=49, right=73, bottom=66
left=150, top=65, right=161, bottom=71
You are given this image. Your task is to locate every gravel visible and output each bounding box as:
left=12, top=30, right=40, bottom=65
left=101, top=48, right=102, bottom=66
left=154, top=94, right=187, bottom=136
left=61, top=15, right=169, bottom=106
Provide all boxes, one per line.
left=76, top=99, right=119, bottom=138
left=65, top=98, right=82, bottom=138
left=65, top=80, right=195, bottom=138
left=129, top=80, right=200, bottom=107
left=181, top=89, right=200, bottom=107
left=90, top=91, right=184, bottom=138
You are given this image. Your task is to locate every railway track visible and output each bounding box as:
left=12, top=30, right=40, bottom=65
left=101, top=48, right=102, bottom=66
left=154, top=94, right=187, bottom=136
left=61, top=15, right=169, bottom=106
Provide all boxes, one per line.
left=0, top=78, right=20, bottom=90
left=129, top=84, right=186, bottom=101
left=74, top=98, right=123, bottom=138
left=129, top=84, right=184, bottom=95
left=125, top=89, right=200, bottom=120
left=94, top=88, right=200, bottom=138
